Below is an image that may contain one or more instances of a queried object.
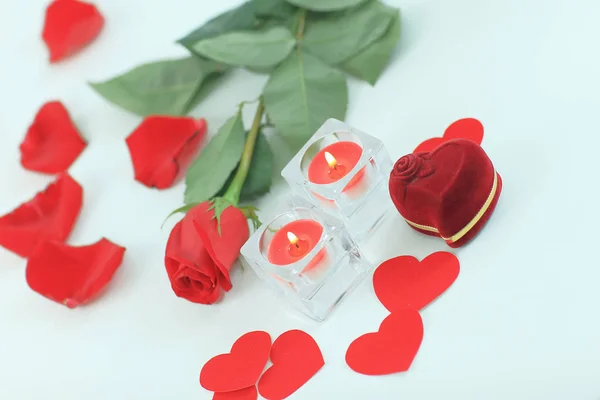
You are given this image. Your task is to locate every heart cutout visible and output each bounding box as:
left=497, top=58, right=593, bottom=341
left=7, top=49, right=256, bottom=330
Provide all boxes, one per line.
left=258, top=330, right=324, bottom=400
left=200, top=331, right=271, bottom=393
left=373, top=252, right=459, bottom=313
left=213, top=386, right=257, bottom=400
left=414, top=118, right=483, bottom=153
left=346, top=308, right=423, bottom=375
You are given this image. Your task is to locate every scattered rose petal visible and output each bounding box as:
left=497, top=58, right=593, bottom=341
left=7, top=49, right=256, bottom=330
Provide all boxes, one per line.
left=25, top=238, right=126, bottom=308
left=42, top=0, right=105, bottom=63
left=213, top=386, right=257, bottom=400
left=200, top=331, right=271, bottom=393
left=126, top=116, right=206, bottom=189
left=373, top=252, right=460, bottom=313
left=345, top=308, right=423, bottom=375
left=20, top=101, right=87, bottom=174
left=0, top=174, right=83, bottom=258
left=258, top=330, right=324, bottom=400
left=414, top=118, right=484, bottom=153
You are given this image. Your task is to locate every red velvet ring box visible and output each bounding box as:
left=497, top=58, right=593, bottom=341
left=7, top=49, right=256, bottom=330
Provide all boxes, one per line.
left=388, top=138, right=502, bottom=248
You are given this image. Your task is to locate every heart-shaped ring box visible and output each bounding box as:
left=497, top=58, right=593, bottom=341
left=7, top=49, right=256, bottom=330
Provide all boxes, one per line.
left=389, top=138, right=502, bottom=248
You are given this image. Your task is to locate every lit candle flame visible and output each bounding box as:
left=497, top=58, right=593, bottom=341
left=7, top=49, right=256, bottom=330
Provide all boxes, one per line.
left=324, top=151, right=337, bottom=168
left=287, top=231, right=299, bottom=246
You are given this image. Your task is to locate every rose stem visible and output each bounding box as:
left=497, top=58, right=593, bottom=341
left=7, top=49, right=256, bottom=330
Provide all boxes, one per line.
left=223, top=97, right=265, bottom=206
left=222, top=10, right=304, bottom=209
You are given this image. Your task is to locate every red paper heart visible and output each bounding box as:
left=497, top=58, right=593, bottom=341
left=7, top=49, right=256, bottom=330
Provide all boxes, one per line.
left=42, top=0, right=105, bottom=63
left=126, top=116, right=206, bottom=189
left=20, top=101, right=87, bottom=174
left=213, top=386, right=257, bottom=400
left=26, top=238, right=126, bottom=308
left=0, top=173, right=83, bottom=258
left=345, top=308, right=423, bottom=375
left=258, top=330, right=324, bottom=400
left=373, top=252, right=459, bottom=313
left=200, top=331, right=271, bottom=393
left=414, top=118, right=483, bottom=153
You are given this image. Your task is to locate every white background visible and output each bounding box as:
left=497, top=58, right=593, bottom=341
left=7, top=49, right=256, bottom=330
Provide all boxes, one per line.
left=1, top=0, right=600, bottom=399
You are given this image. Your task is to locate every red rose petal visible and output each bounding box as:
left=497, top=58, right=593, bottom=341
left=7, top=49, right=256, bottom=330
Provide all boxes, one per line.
left=42, top=0, right=105, bottom=63
left=0, top=173, right=83, bottom=258
left=126, top=116, right=206, bottom=189
left=164, top=202, right=249, bottom=305
left=345, top=309, right=424, bottom=375
left=213, top=386, right=257, bottom=400
left=192, top=203, right=250, bottom=291
left=20, top=101, right=87, bottom=174
left=258, top=330, right=324, bottom=400
left=414, top=118, right=484, bottom=153
left=25, top=238, right=126, bottom=308
left=200, top=331, right=271, bottom=393
left=373, top=252, right=460, bottom=312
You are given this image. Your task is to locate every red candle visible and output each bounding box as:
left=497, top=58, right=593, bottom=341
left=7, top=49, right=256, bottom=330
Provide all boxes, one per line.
left=307, top=141, right=366, bottom=192
left=267, top=219, right=324, bottom=267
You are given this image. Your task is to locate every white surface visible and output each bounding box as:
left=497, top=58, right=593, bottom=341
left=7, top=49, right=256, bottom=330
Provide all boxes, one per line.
left=1, top=0, right=599, bottom=399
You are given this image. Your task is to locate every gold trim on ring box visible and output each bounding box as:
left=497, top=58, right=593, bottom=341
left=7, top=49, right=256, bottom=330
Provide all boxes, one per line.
left=404, top=171, right=498, bottom=243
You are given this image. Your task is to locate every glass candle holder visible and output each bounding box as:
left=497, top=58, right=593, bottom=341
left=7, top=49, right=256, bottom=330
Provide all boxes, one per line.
left=240, top=206, right=372, bottom=322
left=281, top=118, right=394, bottom=242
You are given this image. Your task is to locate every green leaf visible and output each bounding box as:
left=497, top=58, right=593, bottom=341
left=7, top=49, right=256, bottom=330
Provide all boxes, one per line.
left=263, top=50, right=348, bottom=150
left=303, top=1, right=394, bottom=65
left=184, top=114, right=246, bottom=204
left=217, top=130, right=274, bottom=202
left=185, top=71, right=228, bottom=114
left=191, top=26, right=296, bottom=69
left=285, top=0, right=367, bottom=12
left=90, top=57, right=225, bottom=117
left=340, top=7, right=401, bottom=85
left=177, top=1, right=258, bottom=49
left=253, top=0, right=297, bottom=19
left=246, top=65, right=277, bottom=74
left=240, top=130, right=274, bottom=200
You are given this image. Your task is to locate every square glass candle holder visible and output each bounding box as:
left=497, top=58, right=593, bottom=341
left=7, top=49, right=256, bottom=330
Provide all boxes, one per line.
left=281, top=118, right=394, bottom=242
left=240, top=206, right=371, bottom=321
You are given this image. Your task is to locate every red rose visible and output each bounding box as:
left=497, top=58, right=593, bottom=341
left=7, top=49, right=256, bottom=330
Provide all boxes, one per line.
left=165, top=202, right=249, bottom=304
